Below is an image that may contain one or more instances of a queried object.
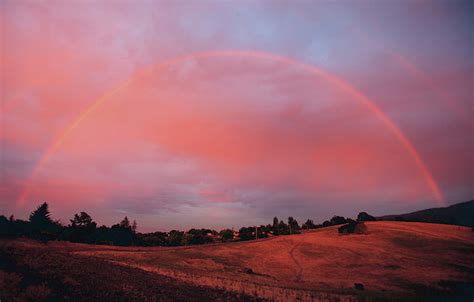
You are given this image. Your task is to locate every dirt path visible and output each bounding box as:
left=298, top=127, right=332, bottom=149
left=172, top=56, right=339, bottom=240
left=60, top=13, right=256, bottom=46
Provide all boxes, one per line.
left=288, top=237, right=305, bottom=282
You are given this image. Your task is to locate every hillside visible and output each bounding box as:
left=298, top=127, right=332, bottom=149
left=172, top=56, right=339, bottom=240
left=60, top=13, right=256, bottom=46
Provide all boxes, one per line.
left=379, top=200, right=474, bottom=227
left=3, top=221, right=472, bottom=301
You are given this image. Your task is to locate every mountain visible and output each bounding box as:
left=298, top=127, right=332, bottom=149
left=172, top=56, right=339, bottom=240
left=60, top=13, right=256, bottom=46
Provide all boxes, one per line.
left=378, top=200, right=474, bottom=227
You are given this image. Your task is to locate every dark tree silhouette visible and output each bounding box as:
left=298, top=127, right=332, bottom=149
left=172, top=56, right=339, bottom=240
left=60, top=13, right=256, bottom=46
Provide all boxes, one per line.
left=322, top=220, right=332, bottom=227
left=29, top=202, right=52, bottom=226
left=357, top=212, right=376, bottom=222
left=120, top=216, right=131, bottom=229
left=168, top=230, right=184, bottom=246
left=288, top=217, right=300, bottom=234
left=131, top=220, right=137, bottom=233
left=139, top=231, right=168, bottom=246
left=3, top=201, right=389, bottom=247
left=70, top=212, right=95, bottom=228
left=273, top=220, right=290, bottom=235
left=219, top=229, right=234, bottom=241
left=93, top=225, right=111, bottom=244
left=0, top=215, right=10, bottom=237
left=185, top=229, right=214, bottom=245
left=330, top=216, right=347, bottom=225
left=106, top=217, right=137, bottom=246
left=68, top=212, right=97, bottom=243
left=258, top=224, right=272, bottom=237
left=302, top=219, right=316, bottom=229
left=239, top=227, right=255, bottom=241
left=273, top=216, right=279, bottom=227
left=29, top=202, right=61, bottom=242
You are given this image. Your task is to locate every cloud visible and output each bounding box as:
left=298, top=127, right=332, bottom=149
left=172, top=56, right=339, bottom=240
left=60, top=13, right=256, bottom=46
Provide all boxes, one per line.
left=1, top=1, right=472, bottom=230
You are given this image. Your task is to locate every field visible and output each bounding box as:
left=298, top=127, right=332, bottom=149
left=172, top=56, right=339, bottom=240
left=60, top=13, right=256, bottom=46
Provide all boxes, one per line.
left=1, top=222, right=474, bottom=301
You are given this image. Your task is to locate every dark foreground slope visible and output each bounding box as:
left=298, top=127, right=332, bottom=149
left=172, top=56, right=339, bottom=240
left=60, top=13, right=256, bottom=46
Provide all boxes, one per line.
left=0, top=240, right=262, bottom=302
left=379, top=200, right=474, bottom=227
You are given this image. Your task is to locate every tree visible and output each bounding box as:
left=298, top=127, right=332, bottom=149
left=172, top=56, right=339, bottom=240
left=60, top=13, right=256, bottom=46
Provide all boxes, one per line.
left=138, top=231, right=167, bottom=246
left=106, top=217, right=138, bottom=246
left=168, top=230, right=184, bottom=246
left=302, top=219, right=316, bottom=229
left=288, top=216, right=300, bottom=234
left=357, top=212, right=376, bottom=222
left=131, top=220, right=137, bottom=233
left=185, top=229, right=214, bottom=245
left=93, top=225, right=111, bottom=245
left=273, top=220, right=290, bottom=235
left=219, top=229, right=234, bottom=242
left=322, top=220, right=332, bottom=227
left=239, top=227, right=255, bottom=241
left=330, top=216, right=347, bottom=225
left=29, top=202, right=52, bottom=226
left=68, top=212, right=97, bottom=243
left=0, top=215, right=10, bottom=237
left=273, top=216, right=279, bottom=227
left=70, top=212, right=95, bottom=228
left=257, top=225, right=269, bottom=238
left=119, top=216, right=131, bottom=229
left=28, top=202, right=61, bottom=242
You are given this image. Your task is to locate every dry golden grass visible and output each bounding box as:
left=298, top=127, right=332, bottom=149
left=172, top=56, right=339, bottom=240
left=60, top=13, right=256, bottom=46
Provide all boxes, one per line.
left=67, top=221, right=474, bottom=301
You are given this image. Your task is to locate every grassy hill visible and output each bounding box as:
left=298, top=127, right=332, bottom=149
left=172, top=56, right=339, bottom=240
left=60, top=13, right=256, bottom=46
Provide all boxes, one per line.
left=379, top=200, right=474, bottom=227
left=2, top=221, right=473, bottom=301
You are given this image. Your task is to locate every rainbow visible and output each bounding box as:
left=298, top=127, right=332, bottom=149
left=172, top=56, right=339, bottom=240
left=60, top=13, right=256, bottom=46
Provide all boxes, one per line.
left=16, top=50, right=444, bottom=207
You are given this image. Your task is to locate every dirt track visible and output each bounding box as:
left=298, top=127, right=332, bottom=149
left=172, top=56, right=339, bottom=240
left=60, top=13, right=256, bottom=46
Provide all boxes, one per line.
left=288, top=236, right=304, bottom=282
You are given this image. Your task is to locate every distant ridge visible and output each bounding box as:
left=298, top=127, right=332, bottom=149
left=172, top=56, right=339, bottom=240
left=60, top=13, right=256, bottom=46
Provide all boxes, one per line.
left=379, top=200, right=474, bottom=227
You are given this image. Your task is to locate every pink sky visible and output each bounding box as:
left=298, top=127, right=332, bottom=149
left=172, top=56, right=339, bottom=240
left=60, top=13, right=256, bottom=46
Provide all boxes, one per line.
left=1, top=1, right=472, bottom=231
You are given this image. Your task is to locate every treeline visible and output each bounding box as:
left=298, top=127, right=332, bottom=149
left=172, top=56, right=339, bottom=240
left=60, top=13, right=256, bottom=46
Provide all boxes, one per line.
left=0, top=202, right=376, bottom=246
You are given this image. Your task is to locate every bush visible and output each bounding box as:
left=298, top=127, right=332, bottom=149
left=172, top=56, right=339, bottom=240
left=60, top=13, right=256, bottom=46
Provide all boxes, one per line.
left=338, top=221, right=368, bottom=235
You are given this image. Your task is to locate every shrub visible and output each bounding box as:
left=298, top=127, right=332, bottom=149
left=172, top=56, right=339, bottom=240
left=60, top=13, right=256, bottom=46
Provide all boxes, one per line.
left=338, top=221, right=368, bottom=235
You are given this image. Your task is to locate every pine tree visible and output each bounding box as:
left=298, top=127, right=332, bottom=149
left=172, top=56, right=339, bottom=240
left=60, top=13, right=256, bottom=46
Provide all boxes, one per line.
left=29, top=202, right=52, bottom=226
left=28, top=202, right=60, bottom=242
